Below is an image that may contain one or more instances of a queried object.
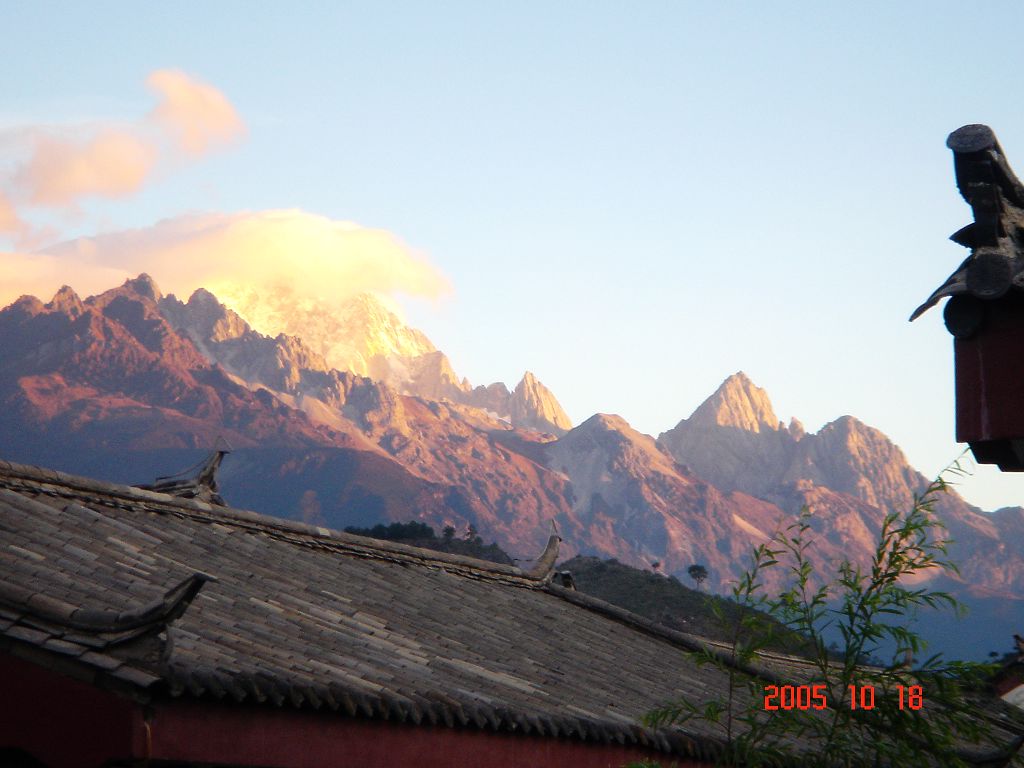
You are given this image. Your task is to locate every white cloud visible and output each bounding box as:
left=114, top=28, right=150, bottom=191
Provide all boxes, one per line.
left=0, top=70, right=244, bottom=234
left=15, top=128, right=156, bottom=206
left=146, top=69, right=245, bottom=157
left=0, top=209, right=450, bottom=314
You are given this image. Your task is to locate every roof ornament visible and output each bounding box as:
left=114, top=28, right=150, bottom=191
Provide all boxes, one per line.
left=524, top=520, right=562, bottom=581
left=135, top=436, right=233, bottom=505
left=911, top=124, right=1024, bottom=331
left=0, top=571, right=216, bottom=646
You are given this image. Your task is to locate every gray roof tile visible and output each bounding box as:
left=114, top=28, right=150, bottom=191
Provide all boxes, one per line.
left=0, top=458, right=1021, bottom=764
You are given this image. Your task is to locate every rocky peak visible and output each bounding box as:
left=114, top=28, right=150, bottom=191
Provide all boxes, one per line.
left=781, top=415, right=923, bottom=513
left=83, top=274, right=163, bottom=314
left=0, top=273, right=215, bottom=395
left=171, top=288, right=252, bottom=343
left=544, top=412, right=760, bottom=583
left=463, top=382, right=512, bottom=416
left=206, top=286, right=472, bottom=404
left=334, top=293, right=438, bottom=369
left=46, top=286, right=84, bottom=318
left=688, top=371, right=781, bottom=433
left=576, top=412, right=633, bottom=435
left=122, top=273, right=161, bottom=302
left=157, top=286, right=571, bottom=442
left=554, top=413, right=633, bottom=455
left=562, top=413, right=688, bottom=476
left=658, top=373, right=796, bottom=496
left=397, top=350, right=468, bottom=402
left=212, top=287, right=435, bottom=375
left=788, top=417, right=806, bottom=440
left=5, top=295, right=45, bottom=316
left=156, top=287, right=334, bottom=396
left=509, top=371, right=573, bottom=435
left=549, top=412, right=681, bottom=491
left=661, top=374, right=976, bottom=531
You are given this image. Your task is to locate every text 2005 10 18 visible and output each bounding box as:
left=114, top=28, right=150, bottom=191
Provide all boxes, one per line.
left=763, top=684, right=924, bottom=711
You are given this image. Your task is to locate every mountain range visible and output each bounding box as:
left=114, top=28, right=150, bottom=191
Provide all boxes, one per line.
left=1, top=274, right=1020, bottom=659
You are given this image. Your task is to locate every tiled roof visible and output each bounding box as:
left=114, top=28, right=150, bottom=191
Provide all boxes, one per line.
left=1, top=458, right=1022, bottom=765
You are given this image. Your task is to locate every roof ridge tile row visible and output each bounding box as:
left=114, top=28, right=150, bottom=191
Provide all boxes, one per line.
left=0, top=458, right=556, bottom=586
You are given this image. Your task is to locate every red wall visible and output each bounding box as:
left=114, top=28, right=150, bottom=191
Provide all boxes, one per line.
left=0, top=650, right=707, bottom=768
left=0, top=652, right=135, bottom=768
left=147, top=698, right=705, bottom=768
left=955, top=297, right=1024, bottom=444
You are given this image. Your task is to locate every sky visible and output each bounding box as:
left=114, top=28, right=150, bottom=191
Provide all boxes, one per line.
left=4, top=2, right=1024, bottom=510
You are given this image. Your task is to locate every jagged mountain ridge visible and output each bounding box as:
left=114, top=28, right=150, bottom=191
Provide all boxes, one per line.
left=204, top=284, right=571, bottom=435
left=0, top=276, right=351, bottom=451
left=1, top=276, right=1022, bottom=609
left=660, top=372, right=1023, bottom=593
left=546, top=412, right=792, bottom=585
left=662, top=372, right=946, bottom=514
left=0, top=277, right=580, bottom=558
left=210, top=285, right=440, bottom=379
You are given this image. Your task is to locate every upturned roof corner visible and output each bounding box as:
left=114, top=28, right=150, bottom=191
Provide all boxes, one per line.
left=911, top=124, right=1024, bottom=330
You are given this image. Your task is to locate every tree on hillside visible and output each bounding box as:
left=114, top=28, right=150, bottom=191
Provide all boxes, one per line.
left=687, top=564, right=708, bottom=588
left=344, top=521, right=434, bottom=541
left=344, top=520, right=513, bottom=565
left=641, top=464, right=1006, bottom=768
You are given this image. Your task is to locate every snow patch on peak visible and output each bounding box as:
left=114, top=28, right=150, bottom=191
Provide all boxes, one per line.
left=210, top=285, right=436, bottom=378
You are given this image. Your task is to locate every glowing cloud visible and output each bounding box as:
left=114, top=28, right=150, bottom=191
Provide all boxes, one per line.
left=147, top=69, right=245, bottom=156
left=0, top=250, right=133, bottom=306
left=17, top=129, right=157, bottom=206
left=0, top=210, right=450, bottom=319
left=0, top=192, right=21, bottom=233
left=0, top=70, right=244, bottom=230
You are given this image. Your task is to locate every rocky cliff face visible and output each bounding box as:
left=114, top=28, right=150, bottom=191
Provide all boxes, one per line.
left=657, top=371, right=1024, bottom=595
left=687, top=371, right=781, bottom=433
left=659, top=373, right=800, bottom=496
left=184, top=286, right=572, bottom=434
left=463, top=381, right=512, bottom=417
left=160, top=287, right=332, bottom=394
left=509, top=372, right=572, bottom=435
left=781, top=415, right=926, bottom=513
left=661, top=372, right=946, bottom=515
left=212, top=286, right=437, bottom=377
left=545, top=413, right=787, bottom=582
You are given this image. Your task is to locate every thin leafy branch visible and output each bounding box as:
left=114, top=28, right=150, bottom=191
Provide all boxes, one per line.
left=640, top=461, right=1003, bottom=767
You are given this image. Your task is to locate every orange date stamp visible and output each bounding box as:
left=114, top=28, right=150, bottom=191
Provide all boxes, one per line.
left=763, top=684, right=924, bottom=711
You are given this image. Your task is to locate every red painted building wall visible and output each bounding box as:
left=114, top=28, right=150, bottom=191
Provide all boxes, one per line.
left=0, top=652, right=136, bottom=767
left=955, top=298, right=1024, bottom=445
left=0, top=652, right=708, bottom=768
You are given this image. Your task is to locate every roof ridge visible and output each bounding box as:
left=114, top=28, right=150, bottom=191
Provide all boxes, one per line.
left=545, top=583, right=788, bottom=684
left=542, top=582, right=842, bottom=684
left=0, top=458, right=553, bottom=585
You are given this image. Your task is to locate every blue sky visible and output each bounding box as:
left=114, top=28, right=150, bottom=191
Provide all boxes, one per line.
left=5, top=2, right=1024, bottom=509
